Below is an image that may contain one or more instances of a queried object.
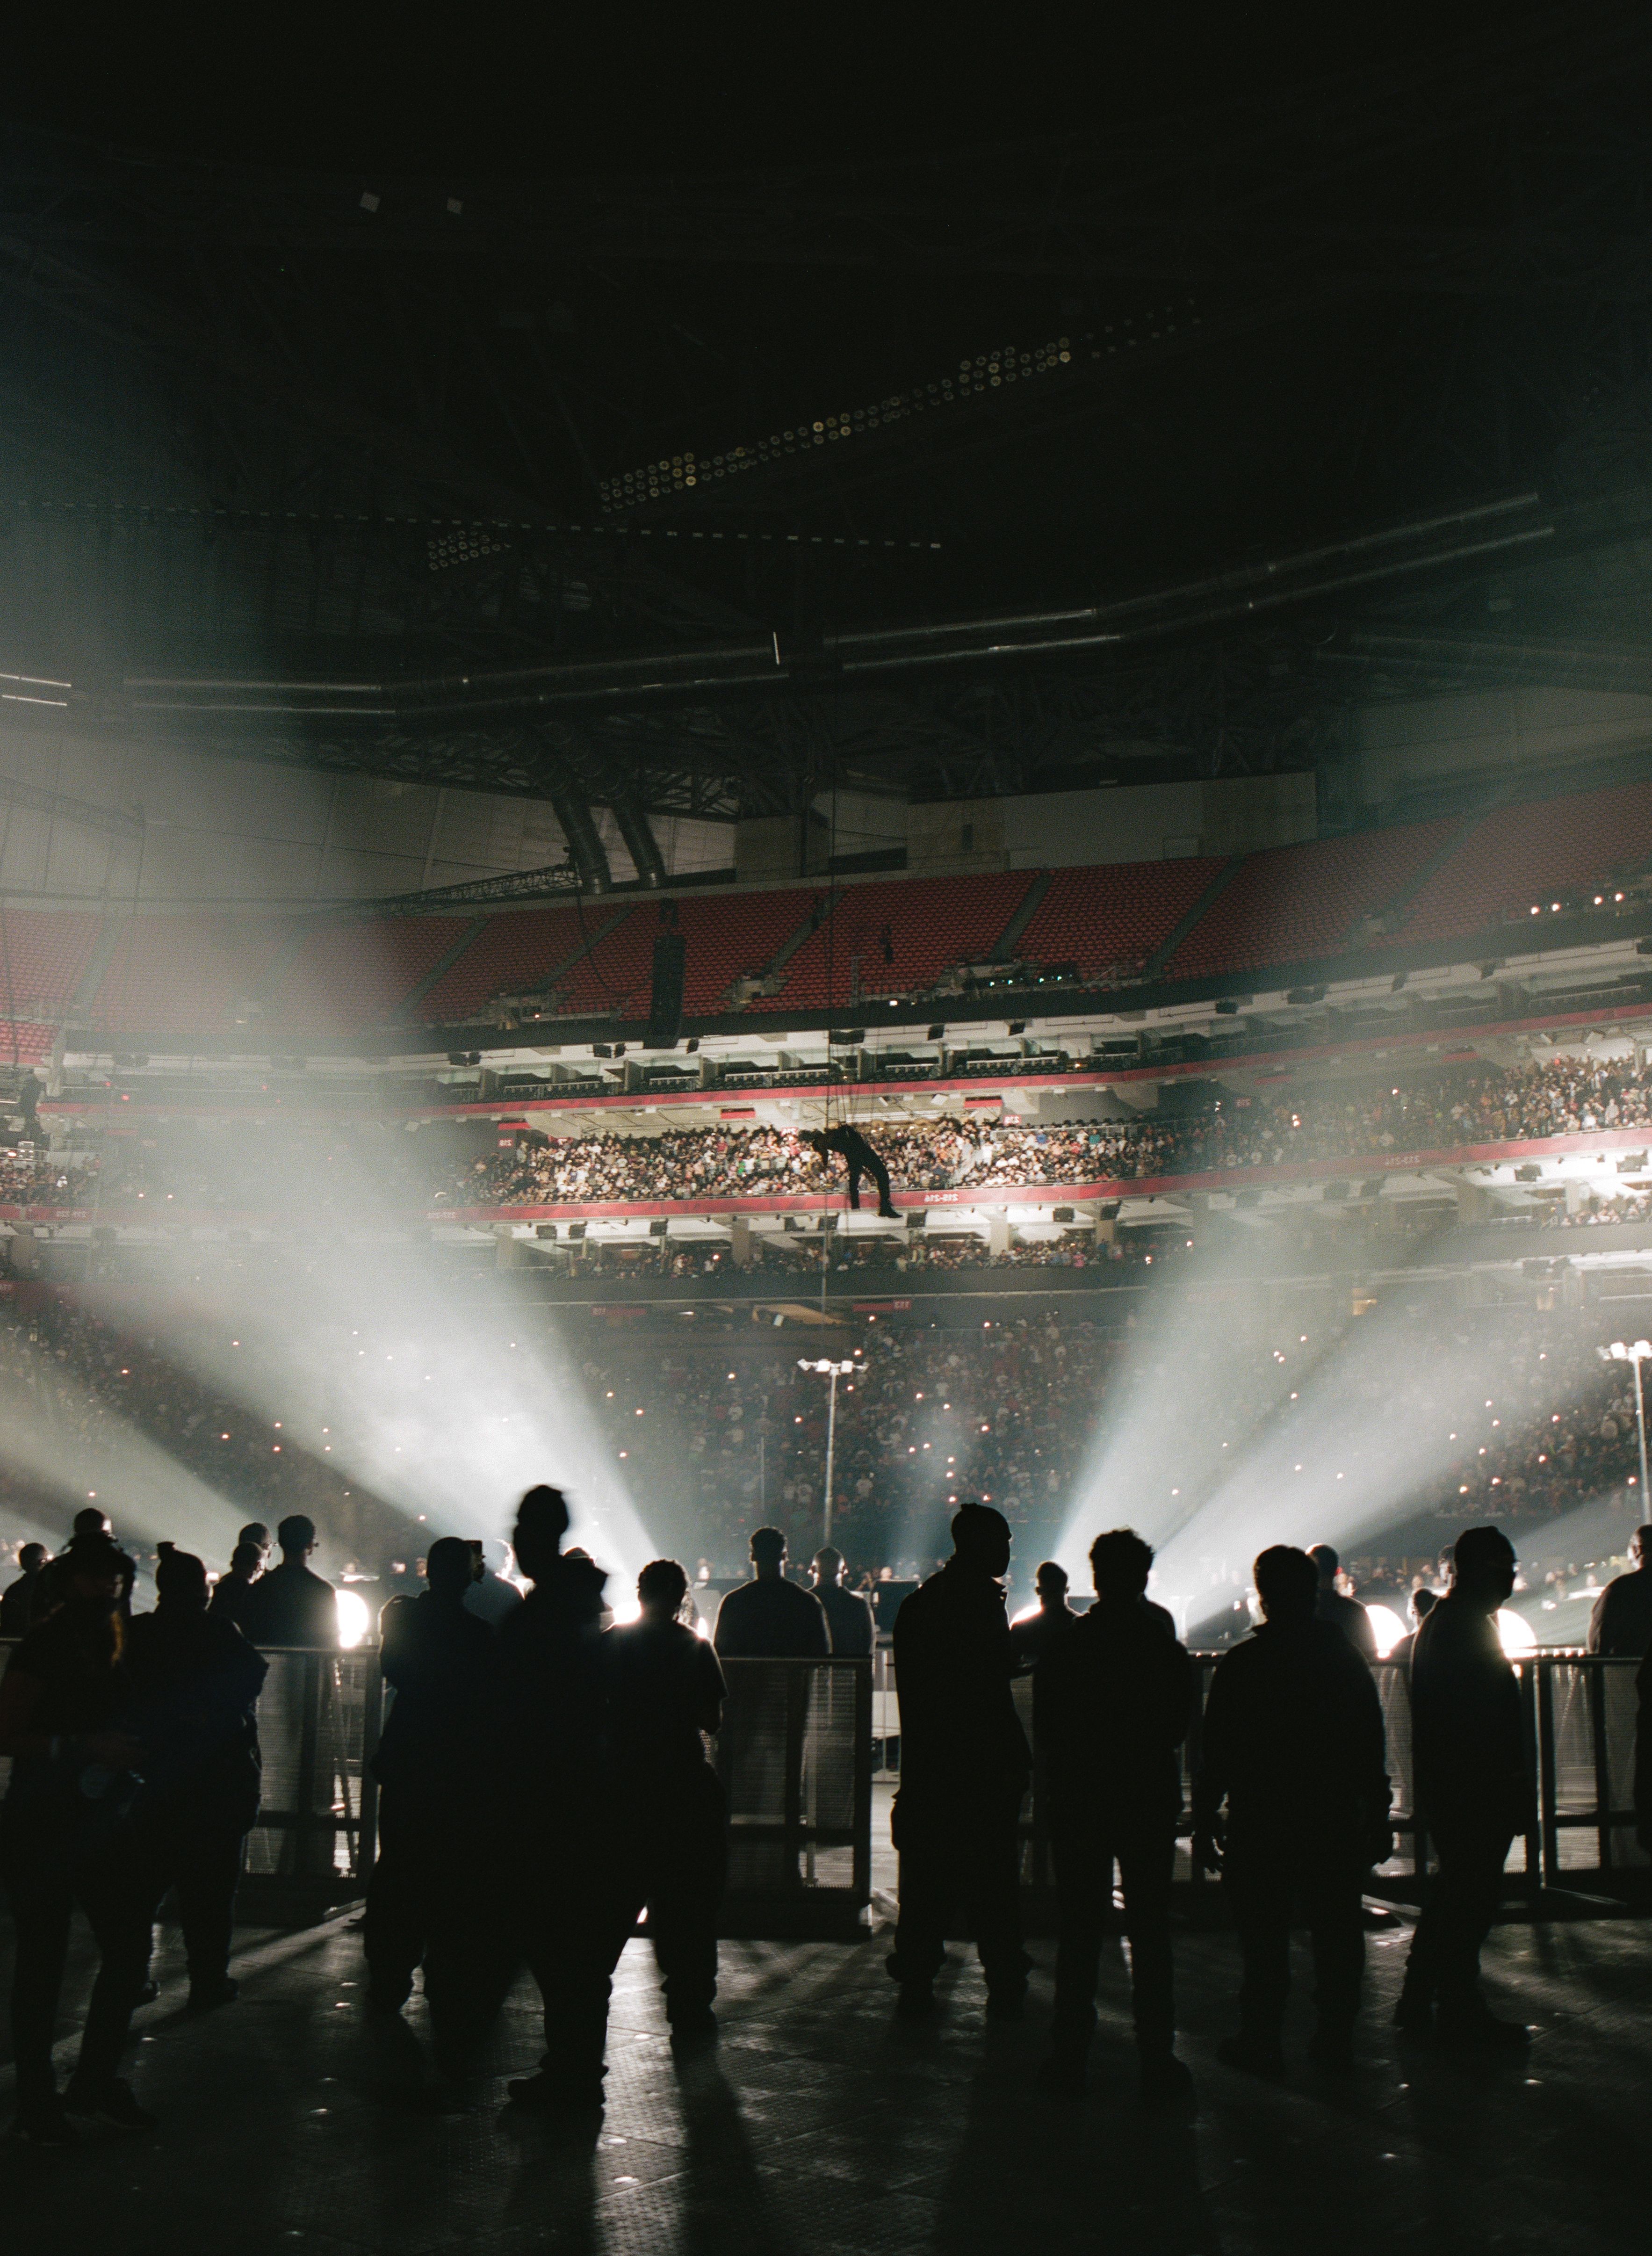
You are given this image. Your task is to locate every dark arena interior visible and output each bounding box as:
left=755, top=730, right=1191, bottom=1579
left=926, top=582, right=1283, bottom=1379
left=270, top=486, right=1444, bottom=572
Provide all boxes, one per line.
left=6, top=9, right=1652, bottom=2252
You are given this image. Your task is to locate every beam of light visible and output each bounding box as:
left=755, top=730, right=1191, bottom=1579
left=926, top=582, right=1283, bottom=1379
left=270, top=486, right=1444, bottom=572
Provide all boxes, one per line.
left=1149, top=1283, right=1589, bottom=1627
left=0, top=1349, right=245, bottom=1561
left=1053, top=1215, right=1356, bottom=1581
left=76, top=1242, right=658, bottom=1590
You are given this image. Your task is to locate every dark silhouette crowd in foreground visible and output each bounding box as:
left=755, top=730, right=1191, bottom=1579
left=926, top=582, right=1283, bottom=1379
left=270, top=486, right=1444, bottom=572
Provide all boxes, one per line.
left=3, top=1494, right=1652, bottom=2145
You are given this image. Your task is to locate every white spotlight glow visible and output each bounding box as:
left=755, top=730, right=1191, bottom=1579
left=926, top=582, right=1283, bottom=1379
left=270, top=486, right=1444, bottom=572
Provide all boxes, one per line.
left=1496, top=1608, right=1537, bottom=1658
left=334, top=1588, right=372, bottom=1649
left=1363, top=1602, right=1407, bottom=1658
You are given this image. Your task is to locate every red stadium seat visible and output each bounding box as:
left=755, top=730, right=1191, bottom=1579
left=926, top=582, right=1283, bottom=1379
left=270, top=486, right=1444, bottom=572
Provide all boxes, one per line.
left=1165, top=822, right=1455, bottom=978
left=1017, top=858, right=1226, bottom=981
left=1398, top=780, right=1652, bottom=944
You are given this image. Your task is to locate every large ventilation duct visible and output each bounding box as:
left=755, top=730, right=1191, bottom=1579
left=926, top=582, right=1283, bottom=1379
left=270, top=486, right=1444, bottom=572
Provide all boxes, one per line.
left=612, top=800, right=667, bottom=888
left=548, top=793, right=611, bottom=893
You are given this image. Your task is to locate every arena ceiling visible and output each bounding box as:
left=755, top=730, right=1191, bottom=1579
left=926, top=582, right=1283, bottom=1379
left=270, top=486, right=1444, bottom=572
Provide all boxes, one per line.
left=4, top=7, right=1652, bottom=860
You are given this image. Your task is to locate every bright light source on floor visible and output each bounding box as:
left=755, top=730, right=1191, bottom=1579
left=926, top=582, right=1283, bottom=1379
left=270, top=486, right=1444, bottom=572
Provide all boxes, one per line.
left=1497, top=1608, right=1537, bottom=1658
left=1363, top=1602, right=1407, bottom=1658
left=335, top=1588, right=371, bottom=1648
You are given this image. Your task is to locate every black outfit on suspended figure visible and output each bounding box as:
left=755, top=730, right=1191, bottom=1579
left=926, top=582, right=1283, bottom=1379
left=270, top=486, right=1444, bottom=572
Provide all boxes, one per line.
left=802, top=1126, right=898, bottom=1218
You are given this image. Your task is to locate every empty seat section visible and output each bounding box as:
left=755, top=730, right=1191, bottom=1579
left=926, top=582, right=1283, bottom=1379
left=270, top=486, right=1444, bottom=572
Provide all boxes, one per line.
left=1167, top=821, right=1456, bottom=979
left=88, top=916, right=292, bottom=1034
left=1400, top=780, right=1652, bottom=944
left=675, top=889, right=828, bottom=1016
left=0, top=1020, right=55, bottom=1064
left=264, top=917, right=462, bottom=1032
left=557, top=905, right=657, bottom=1015
left=0, top=909, right=103, bottom=1021
left=1017, top=858, right=1225, bottom=980
left=756, top=872, right=1034, bottom=1012
left=419, top=905, right=590, bottom=1021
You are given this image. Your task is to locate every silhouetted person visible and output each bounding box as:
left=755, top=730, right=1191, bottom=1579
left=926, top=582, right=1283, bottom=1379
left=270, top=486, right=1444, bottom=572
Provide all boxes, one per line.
left=1193, top=1544, right=1390, bottom=2074
left=1309, top=1542, right=1378, bottom=1664
left=713, top=1527, right=830, bottom=1657
left=498, top=1484, right=612, bottom=2113
left=1, top=1541, right=47, bottom=1636
left=0, top=1534, right=155, bottom=2141
left=1636, top=1642, right=1652, bottom=1856
left=809, top=1546, right=874, bottom=1656
left=241, top=1514, right=337, bottom=1647
left=363, top=1538, right=502, bottom=2057
left=1587, top=1524, right=1652, bottom=1656
left=597, top=1559, right=728, bottom=2050
left=238, top=1522, right=273, bottom=1565
left=800, top=1125, right=898, bottom=1217
left=123, top=1543, right=266, bottom=2012
left=1011, top=1560, right=1077, bottom=1671
left=464, top=1536, right=525, bottom=1628
left=1399, top=1525, right=1532, bottom=2046
left=35, top=1507, right=137, bottom=1620
left=887, top=1503, right=1032, bottom=2017
left=207, top=1542, right=266, bottom=1634
left=1035, top=1529, right=1194, bottom=2106
left=1388, top=1585, right=1438, bottom=1670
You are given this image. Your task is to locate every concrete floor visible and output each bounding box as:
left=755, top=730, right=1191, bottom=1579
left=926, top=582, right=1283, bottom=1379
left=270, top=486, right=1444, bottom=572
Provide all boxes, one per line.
left=1, top=1884, right=1648, bottom=2256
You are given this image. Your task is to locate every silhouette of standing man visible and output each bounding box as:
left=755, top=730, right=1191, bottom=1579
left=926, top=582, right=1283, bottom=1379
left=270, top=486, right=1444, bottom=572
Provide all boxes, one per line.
left=1035, top=1529, right=1194, bottom=2105
left=887, top=1503, right=1032, bottom=2017
left=1399, top=1524, right=1532, bottom=2046
left=498, top=1485, right=612, bottom=2113
left=241, top=1516, right=337, bottom=1647
left=1011, top=1560, right=1078, bottom=1671
left=1193, top=1544, right=1390, bottom=2074
left=713, top=1528, right=830, bottom=1657
left=1309, top=1543, right=1378, bottom=1664
left=808, top=1547, right=874, bottom=1656
left=1587, top=1524, right=1652, bottom=1656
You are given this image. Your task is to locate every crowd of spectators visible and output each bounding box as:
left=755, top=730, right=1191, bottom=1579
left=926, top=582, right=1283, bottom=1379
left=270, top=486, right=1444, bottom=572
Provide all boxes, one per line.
left=0, top=1147, right=93, bottom=1207
left=436, top=1054, right=1652, bottom=1214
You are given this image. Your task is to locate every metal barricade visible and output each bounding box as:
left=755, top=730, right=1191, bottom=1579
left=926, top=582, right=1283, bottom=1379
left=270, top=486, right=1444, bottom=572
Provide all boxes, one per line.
left=876, top=1645, right=1646, bottom=1915
left=713, top=1656, right=873, bottom=1936
left=240, top=1646, right=382, bottom=1917
left=0, top=1637, right=380, bottom=1921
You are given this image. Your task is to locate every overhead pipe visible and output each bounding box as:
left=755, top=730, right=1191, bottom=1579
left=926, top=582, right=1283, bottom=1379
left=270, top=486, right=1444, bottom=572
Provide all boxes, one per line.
left=611, top=799, right=667, bottom=888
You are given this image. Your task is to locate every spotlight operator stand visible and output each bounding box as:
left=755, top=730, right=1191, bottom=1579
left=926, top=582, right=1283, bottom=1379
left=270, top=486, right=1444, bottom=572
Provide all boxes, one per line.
left=798, top=1356, right=859, bottom=1549
left=1602, top=1338, right=1652, bottom=1503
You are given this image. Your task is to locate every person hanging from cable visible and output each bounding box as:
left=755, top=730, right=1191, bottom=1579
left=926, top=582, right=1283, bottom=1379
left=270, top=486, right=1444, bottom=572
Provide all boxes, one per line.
left=799, top=1124, right=899, bottom=1219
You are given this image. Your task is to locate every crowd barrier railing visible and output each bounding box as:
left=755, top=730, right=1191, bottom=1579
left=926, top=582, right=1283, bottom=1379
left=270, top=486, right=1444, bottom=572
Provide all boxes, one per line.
left=878, top=1652, right=1646, bottom=1917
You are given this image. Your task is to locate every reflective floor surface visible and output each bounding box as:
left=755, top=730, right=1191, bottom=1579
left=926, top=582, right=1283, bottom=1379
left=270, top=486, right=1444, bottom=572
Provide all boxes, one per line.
left=1, top=1893, right=1647, bottom=2256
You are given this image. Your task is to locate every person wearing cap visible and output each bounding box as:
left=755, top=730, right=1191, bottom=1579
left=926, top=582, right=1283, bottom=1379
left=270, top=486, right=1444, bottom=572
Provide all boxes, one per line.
left=0, top=1533, right=154, bottom=2141
left=123, top=1543, right=267, bottom=2013
left=886, top=1502, right=1032, bottom=2020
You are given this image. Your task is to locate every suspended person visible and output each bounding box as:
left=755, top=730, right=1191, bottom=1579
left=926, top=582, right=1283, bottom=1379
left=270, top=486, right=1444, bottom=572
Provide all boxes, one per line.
left=1034, top=1529, right=1194, bottom=2107
left=887, top=1503, right=1033, bottom=2019
left=799, top=1125, right=899, bottom=1220
left=1192, top=1544, right=1391, bottom=2075
left=498, top=1484, right=613, bottom=2114
left=362, top=1538, right=504, bottom=2064
left=596, top=1560, right=728, bottom=2052
left=241, top=1514, right=338, bottom=1647
left=0, top=1531, right=156, bottom=2142
left=123, top=1543, right=267, bottom=2013
left=1397, top=1525, right=1533, bottom=2047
